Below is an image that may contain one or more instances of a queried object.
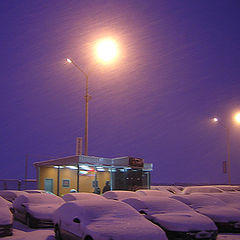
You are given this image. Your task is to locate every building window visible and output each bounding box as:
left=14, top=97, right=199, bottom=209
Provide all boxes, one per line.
left=62, top=179, right=70, bottom=188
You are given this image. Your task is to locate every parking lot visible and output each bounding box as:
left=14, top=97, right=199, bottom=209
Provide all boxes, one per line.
left=2, top=186, right=240, bottom=240
left=2, top=220, right=240, bottom=240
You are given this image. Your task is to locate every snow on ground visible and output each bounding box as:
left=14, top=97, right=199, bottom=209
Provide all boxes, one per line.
left=218, top=235, right=240, bottom=240
left=4, top=221, right=54, bottom=240
left=4, top=220, right=240, bottom=239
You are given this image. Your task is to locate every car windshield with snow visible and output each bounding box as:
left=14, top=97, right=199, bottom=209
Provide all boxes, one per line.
left=172, top=194, right=240, bottom=233
left=122, top=196, right=218, bottom=240
left=12, top=193, right=64, bottom=228
left=54, top=198, right=168, bottom=240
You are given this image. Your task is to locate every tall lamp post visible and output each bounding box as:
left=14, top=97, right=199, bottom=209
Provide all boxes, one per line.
left=67, top=58, right=90, bottom=156
left=212, top=113, right=240, bottom=184
left=212, top=118, right=231, bottom=184
left=66, top=38, right=119, bottom=156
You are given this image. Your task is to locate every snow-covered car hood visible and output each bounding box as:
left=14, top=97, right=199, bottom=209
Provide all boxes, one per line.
left=26, top=204, right=62, bottom=220
left=86, top=217, right=167, bottom=240
left=196, top=206, right=240, bottom=223
left=0, top=207, right=13, bottom=225
left=150, top=211, right=217, bottom=232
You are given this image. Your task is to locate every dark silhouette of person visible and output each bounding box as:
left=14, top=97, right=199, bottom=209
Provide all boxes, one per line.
left=102, top=181, right=110, bottom=193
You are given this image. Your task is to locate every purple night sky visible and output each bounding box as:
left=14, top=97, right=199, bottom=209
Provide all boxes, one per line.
left=1, top=0, right=240, bottom=184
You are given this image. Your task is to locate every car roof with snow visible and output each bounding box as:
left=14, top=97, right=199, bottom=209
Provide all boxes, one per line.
left=150, top=186, right=182, bottom=194
left=103, top=190, right=138, bottom=200
left=182, top=186, right=223, bottom=194
left=172, top=193, right=227, bottom=207
left=136, top=189, right=173, bottom=197
left=63, top=192, right=105, bottom=201
left=57, top=199, right=144, bottom=220
left=123, top=196, right=193, bottom=213
left=13, top=192, right=64, bottom=208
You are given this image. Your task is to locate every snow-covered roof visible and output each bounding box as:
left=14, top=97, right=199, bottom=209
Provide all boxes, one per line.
left=33, top=155, right=152, bottom=170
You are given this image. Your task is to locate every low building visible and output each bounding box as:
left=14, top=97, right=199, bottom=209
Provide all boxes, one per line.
left=34, top=155, right=152, bottom=196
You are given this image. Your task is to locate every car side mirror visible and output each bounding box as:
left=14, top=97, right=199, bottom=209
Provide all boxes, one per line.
left=139, top=210, right=146, bottom=215
left=10, top=208, right=15, bottom=214
left=73, top=217, right=81, bottom=224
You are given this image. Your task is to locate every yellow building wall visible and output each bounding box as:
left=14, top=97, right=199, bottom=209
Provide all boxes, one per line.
left=38, top=167, right=111, bottom=195
left=38, top=167, right=58, bottom=194
left=97, top=171, right=110, bottom=194
left=59, top=168, right=78, bottom=196
left=79, top=174, right=95, bottom=193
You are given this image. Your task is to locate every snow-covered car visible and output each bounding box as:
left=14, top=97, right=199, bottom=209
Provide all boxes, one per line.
left=13, top=193, right=64, bottom=228
left=172, top=194, right=240, bottom=232
left=102, top=190, right=138, bottom=200
left=136, top=189, right=173, bottom=197
left=54, top=199, right=168, bottom=240
left=182, top=186, right=223, bottom=195
left=63, top=192, right=105, bottom=202
left=0, top=196, right=13, bottom=237
left=122, top=196, right=218, bottom=240
left=0, top=190, right=28, bottom=202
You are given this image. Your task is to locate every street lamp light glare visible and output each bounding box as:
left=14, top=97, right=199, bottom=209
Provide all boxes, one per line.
left=96, top=38, right=118, bottom=63
left=234, top=113, right=240, bottom=123
left=66, top=58, right=72, bottom=63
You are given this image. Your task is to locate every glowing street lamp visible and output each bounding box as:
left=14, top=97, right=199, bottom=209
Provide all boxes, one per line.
left=66, top=58, right=90, bottom=156
left=96, top=38, right=118, bottom=63
left=66, top=38, right=118, bottom=155
left=234, top=112, right=240, bottom=124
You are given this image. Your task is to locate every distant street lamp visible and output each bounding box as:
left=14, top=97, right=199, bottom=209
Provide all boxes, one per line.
left=212, top=113, right=240, bottom=184
left=67, top=58, right=90, bottom=156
